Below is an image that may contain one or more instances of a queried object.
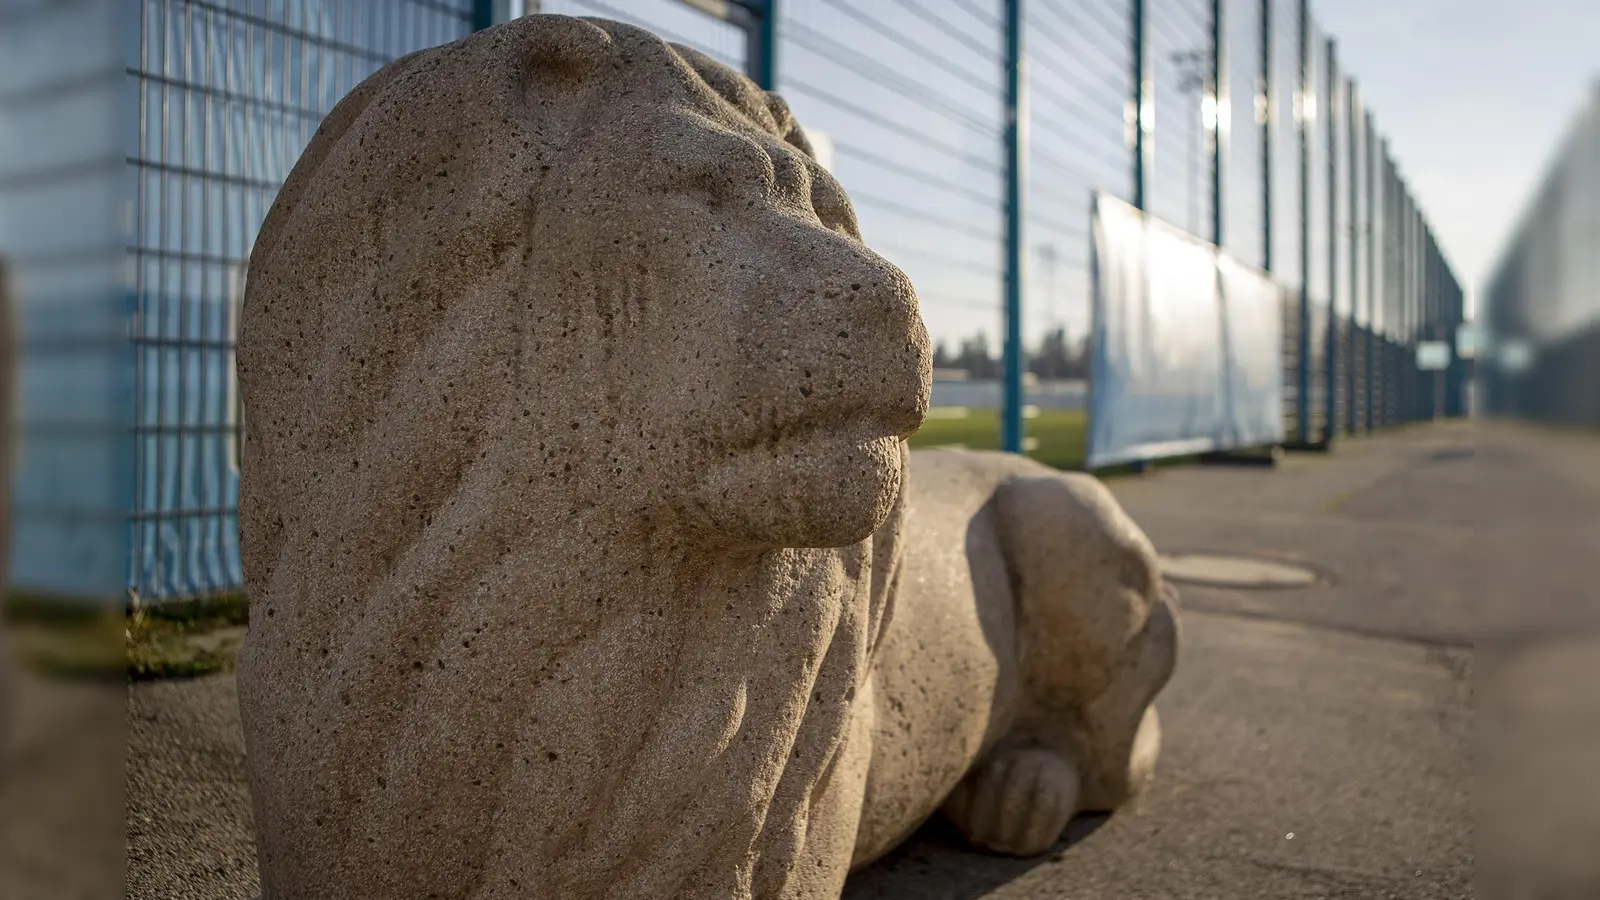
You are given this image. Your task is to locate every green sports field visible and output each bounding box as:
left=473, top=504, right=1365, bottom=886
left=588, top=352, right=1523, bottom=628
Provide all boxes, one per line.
left=906, top=407, right=1088, bottom=471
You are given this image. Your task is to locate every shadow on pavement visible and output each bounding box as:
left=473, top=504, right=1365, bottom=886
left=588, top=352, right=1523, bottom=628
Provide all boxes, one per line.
left=845, top=814, right=1109, bottom=900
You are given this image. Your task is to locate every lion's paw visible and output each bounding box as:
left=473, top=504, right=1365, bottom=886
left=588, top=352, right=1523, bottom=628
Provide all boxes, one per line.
left=940, top=745, right=1081, bottom=857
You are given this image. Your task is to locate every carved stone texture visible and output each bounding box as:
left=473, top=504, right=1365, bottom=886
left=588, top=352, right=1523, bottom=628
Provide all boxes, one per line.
left=852, top=450, right=1179, bottom=867
left=237, top=14, right=928, bottom=900
left=237, top=15, right=1176, bottom=900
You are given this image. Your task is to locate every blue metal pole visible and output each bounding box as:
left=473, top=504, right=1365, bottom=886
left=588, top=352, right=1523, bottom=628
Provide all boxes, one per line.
left=472, top=0, right=495, bottom=31
left=1323, top=39, right=1338, bottom=444
left=1210, top=0, right=1224, bottom=248
left=1002, top=0, right=1026, bottom=454
left=1458, top=276, right=1466, bottom=418
left=1364, top=110, right=1376, bottom=433
left=1399, top=188, right=1410, bottom=423
left=1450, top=271, right=1466, bottom=417
left=1295, top=0, right=1311, bottom=445
left=1346, top=76, right=1360, bottom=434
left=1386, top=149, right=1398, bottom=427
left=1380, top=150, right=1393, bottom=427
left=1260, top=0, right=1272, bottom=272
left=1417, top=225, right=1425, bottom=422
left=1131, top=0, right=1148, bottom=212
left=1410, top=202, right=1419, bottom=422
left=1395, top=170, right=1408, bottom=422
left=1426, top=220, right=1435, bottom=420
left=750, top=0, right=778, bottom=91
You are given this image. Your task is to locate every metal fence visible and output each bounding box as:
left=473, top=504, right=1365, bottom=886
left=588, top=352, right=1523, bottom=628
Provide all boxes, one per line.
left=1481, top=81, right=1600, bottom=426
left=542, top=0, right=1466, bottom=452
left=3, top=0, right=138, bottom=602
left=126, top=0, right=481, bottom=602
left=0, top=0, right=1464, bottom=603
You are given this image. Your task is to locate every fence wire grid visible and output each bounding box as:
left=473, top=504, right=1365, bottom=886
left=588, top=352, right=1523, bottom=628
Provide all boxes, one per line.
left=0, top=0, right=1464, bottom=603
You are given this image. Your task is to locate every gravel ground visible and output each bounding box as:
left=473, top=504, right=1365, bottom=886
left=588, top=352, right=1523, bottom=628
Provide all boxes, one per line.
left=127, top=675, right=258, bottom=900
left=1, top=672, right=123, bottom=900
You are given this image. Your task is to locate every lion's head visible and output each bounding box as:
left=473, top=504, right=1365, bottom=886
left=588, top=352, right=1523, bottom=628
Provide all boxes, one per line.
left=240, top=14, right=930, bottom=581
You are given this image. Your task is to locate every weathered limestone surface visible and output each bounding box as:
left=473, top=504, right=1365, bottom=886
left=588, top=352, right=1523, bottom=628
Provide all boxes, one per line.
left=855, top=450, right=1178, bottom=868
left=237, top=15, right=1175, bottom=900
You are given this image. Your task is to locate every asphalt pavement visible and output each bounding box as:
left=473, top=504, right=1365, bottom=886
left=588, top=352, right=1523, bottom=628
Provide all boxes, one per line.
left=117, top=421, right=1600, bottom=899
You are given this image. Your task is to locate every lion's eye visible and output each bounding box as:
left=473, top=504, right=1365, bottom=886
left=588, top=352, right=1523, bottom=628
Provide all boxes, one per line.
left=681, top=129, right=774, bottom=203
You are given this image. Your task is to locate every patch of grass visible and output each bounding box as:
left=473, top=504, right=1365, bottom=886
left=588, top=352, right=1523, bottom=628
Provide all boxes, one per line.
left=125, top=593, right=249, bottom=681
left=6, top=614, right=125, bottom=681
left=134, top=592, right=249, bottom=627
left=4, top=591, right=121, bottom=627
left=1, top=592, right=123, bottom=680
left=908, top=408, right=1088, bottom=471
left=4, top=590, right=250, bottom=680
left=124, top=620, right=245, bottom=681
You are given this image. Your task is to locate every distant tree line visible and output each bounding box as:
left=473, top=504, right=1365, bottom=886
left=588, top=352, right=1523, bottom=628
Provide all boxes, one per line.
left=931, top=326, right=1089, bottom=380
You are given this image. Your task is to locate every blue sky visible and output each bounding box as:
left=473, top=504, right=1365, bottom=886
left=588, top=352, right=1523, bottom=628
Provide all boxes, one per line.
left=1315, top=0, right=1599, bottom=311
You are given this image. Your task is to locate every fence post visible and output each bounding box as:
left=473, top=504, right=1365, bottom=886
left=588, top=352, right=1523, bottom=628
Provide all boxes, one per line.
left=1403, top=184, right=1415, bottom=423
left=1456, top=269, right=1464, bottom=417
left=1376, top=143, right=1388, bottom=425
left=1131, top=0, right=1149, bottom=212
left=1364, top=110, right=1376, bottom=433
left=1323, top=38, right=1338, bottom=444
left=1440, top=263, right=1450, bottom=417
left=1399, top=188, right=1410, bottom=423
left=1001, top=0, right=1026, bottom=454
left=1447, top=269, right=1465, bottom=417
left=1210, top=0, right=1224, bottom=248
left=1295, top=0, right=1311, bottom=445
left=1389, top=172, right=1398, bottom=427
left=1345, top=77, right=1359, bottom=435
left=1411, top=202, right=1423, bottom=422
left=1427, top=222, right=1436, bottom=419
left=1260, top=0, right=1272, bottom=271
left=1405, top=180, right=1413, bottom=423
left=472, top=0, right=495, bottom=31
left=1432, top=233, right=1440, bottom=417
left=747, top=0, right=778, bottom=90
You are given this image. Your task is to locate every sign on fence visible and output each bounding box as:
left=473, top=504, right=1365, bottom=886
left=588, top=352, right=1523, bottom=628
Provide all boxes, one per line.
left=1415, top=341, right=1451, bottom=372
left=1217, top=255, right=1290, bottom=448
left=1086, top=194, right=1286, bottom=469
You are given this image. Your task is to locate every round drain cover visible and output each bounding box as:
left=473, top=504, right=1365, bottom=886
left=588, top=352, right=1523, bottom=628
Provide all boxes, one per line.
left=1160, top=552, right=1324, bottom=589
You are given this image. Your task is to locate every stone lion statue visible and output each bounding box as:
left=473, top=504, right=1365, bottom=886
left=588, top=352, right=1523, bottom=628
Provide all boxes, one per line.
left=236, top=15, right=1178, bottom=900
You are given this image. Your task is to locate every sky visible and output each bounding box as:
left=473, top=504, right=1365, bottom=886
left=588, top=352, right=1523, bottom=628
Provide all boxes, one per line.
left=1313, top=0, right=1599, bottom=314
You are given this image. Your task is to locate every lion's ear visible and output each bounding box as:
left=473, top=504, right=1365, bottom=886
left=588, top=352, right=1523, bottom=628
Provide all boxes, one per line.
left=518, top=15, right=615, bottom=92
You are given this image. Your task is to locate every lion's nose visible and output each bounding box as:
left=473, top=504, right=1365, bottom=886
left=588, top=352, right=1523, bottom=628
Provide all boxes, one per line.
left=829, top=262, right=931, bottom=435
left=761, top=234, right=931, bottom=437
left=844, top=273, right=934, bottom=435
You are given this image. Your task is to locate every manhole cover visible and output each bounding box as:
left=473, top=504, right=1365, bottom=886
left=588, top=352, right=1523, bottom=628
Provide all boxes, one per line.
left=1160, top=552, right=1325, bottom=590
